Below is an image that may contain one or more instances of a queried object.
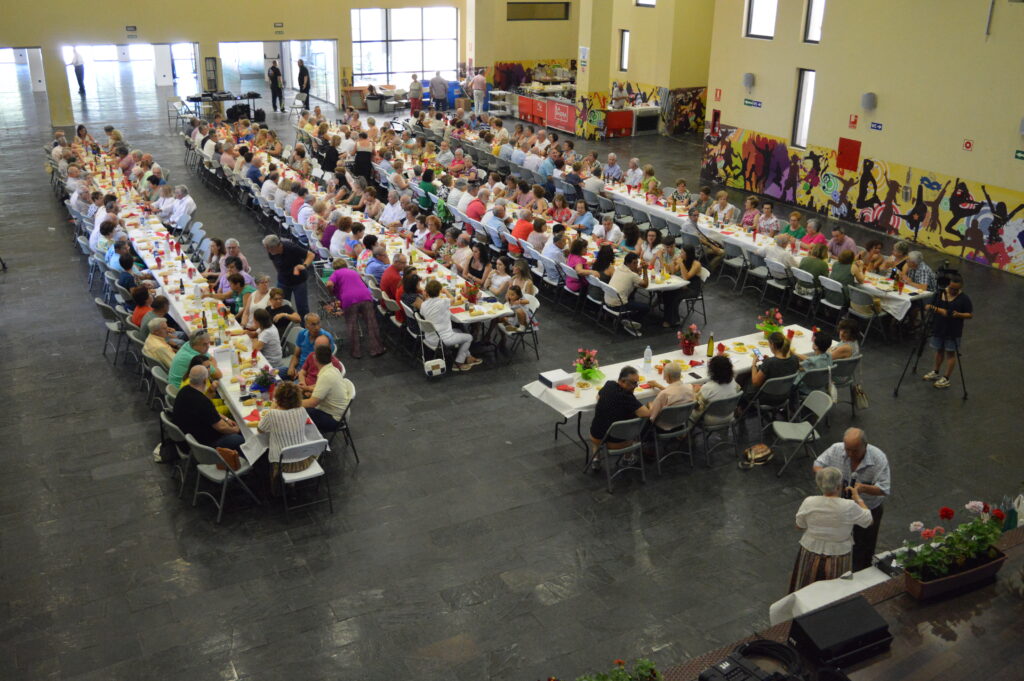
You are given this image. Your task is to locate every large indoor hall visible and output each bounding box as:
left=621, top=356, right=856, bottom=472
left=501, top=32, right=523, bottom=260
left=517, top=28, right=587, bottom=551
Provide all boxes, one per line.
left=2, top=2, right=1023, bottom=681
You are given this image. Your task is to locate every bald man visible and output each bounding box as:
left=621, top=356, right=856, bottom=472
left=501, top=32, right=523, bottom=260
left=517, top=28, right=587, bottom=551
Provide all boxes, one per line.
left=813, top=428, right=891, bottom=570
left=297, top=334, right=345, bottom=397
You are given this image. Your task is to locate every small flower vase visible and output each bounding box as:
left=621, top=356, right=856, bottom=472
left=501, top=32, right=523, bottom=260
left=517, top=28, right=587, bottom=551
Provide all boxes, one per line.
left=680, top=340, right=695, bottom=356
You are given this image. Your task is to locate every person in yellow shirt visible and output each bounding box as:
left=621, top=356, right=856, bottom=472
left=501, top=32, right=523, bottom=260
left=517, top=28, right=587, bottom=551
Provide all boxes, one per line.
left=142, top=318, right=177, bottom=370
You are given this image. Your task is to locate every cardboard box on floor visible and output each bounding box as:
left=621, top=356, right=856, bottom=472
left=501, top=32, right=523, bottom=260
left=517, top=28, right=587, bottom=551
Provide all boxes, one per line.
left=455, top=97, right=470, bottom=111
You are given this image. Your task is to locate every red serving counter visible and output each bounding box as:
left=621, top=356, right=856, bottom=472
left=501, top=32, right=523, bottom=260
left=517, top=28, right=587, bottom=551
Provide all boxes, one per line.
left=517, top=94, right=577, bottom=134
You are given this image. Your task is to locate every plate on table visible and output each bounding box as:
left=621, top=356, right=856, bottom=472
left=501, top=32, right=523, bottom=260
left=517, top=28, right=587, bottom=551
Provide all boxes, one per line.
left=757, top=340, right=770, bottom=347
left=733, top=343, right=748, bottom=352
left=576, top=381, right=592, bottom=390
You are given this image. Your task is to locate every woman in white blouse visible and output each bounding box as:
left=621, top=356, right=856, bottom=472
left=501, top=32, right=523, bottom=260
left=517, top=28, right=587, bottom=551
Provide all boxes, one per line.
left=257, top=382, right=317, bottom=483
left=789, top=466, right=873, bottom=592
left=241, top=275, right=273, bottom=329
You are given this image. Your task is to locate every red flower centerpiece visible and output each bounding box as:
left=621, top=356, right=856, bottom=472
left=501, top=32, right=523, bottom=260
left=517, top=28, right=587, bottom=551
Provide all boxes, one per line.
left=677, top=324, right=700, bottom=355
left=461, top=282, right=480, bottom=304
left=756, top=308, right=784, bottom=339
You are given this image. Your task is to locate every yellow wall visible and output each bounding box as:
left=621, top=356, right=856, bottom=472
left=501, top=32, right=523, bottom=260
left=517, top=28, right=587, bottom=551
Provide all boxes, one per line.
left=471, top=0, right=579, bottom=65
left=605, top=0, right=714, bottom=90
left=706, top=0, right=1024, bottom=190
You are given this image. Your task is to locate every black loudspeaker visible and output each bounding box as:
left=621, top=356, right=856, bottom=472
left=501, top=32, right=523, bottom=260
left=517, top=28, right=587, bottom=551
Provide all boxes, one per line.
left=788, top=595, right=892, bottom=668
left=253, top=108, right=266, bottom=123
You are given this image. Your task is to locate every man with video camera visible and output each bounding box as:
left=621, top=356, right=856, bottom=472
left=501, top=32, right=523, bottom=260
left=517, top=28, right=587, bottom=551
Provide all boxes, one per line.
left=922, top=271, right=972, bottom=389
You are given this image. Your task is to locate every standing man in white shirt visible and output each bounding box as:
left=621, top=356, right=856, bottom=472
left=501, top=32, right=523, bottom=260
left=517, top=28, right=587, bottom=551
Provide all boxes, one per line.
left=610, top=82, right=628, bottom=110
left=470, top=69, right=487, bottom=115
left=71, top=48, right=86, bottom=95
left=813, top=428, right=891, bottom=571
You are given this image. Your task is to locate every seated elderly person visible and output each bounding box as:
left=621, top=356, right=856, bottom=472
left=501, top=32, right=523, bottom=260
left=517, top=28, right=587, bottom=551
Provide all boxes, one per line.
left=211, top=256, right=256, bottom=294
left=223, top=238, right=251, bottom=272
left=301, top=344, right=355, bottom=433
left=165, top=185, right=197, bottom=229
left=760, top=233, right=799, bottom=268
left=287, top=313, right=336, bottom=379
left=173, top=364, right=244, bottom=452
left=379, top=190, right=406, bottom=226
left=788, top=466, right=872, bottom=592
left=167, top=330, right=222, bottom=387
left=364, top=245, right=390, bottom=283
left=297, top=334, right=345, bottom=397
left=899, top=250, right=937, bottom=292
left=139, top=295, right=184, bottom=346
left=142, top=317, right=178, bottom=370
left=646, top=363, right=695, bottom=431
left=589, top=365, right=662, bottom=470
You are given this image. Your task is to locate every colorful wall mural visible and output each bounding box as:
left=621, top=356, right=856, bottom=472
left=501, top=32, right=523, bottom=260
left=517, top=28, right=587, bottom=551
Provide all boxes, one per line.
left=664, top=86, right=707, bottom=136
left=702, top=124, right=1024, bottom=276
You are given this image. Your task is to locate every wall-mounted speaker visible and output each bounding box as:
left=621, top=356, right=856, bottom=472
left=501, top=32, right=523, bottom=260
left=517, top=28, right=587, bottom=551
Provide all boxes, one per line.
left=861, top=92, right=877, bottom=111
left=742, top=73, right=755, bottom=90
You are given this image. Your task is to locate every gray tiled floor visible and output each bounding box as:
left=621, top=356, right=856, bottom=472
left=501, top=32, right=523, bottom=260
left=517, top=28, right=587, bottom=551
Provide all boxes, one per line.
left=2, top=61, right=1022, bottom=681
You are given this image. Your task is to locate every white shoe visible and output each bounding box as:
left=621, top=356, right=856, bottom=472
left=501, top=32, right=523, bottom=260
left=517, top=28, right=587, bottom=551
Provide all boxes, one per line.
left=934, top=377, right=950, bottom=389
left=621, top=320, right=641, bottom=337
left=922, top=371, right=940, bottom=381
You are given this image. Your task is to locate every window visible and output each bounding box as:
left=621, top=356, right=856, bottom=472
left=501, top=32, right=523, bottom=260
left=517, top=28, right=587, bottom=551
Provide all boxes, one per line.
left=804, top=0, right=826, bottom=42
left=636, top=0, right=657, bottom=6
left=352, top=7, right=458, bottom=86
left=745, top=0, right=778, bottom=39
left=619, top=30, right=630, bottom=71
left=506, top=2, right=570, bottom=20
left=792, top=68, right=816, bottom=148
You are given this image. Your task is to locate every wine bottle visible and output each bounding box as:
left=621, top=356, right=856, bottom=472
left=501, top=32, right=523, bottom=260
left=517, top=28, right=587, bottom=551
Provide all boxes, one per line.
left=706, top=332, right=714, bottom=357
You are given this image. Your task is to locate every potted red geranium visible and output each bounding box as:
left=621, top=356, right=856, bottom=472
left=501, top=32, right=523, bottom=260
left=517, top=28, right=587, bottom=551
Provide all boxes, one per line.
left=898, top=501, right=1007, bottom=600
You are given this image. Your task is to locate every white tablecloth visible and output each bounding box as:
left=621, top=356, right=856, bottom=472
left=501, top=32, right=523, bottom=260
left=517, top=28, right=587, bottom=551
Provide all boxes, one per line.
left=768, top=566, right=890, bottom=624
left=522, top=324, right=815, bottom=419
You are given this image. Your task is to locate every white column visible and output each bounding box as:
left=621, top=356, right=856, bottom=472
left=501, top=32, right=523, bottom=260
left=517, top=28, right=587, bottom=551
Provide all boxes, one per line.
left=154, top=44, right=173, bottom=86
left=27, top=48, right=47, bottom=92
left=279, top=42, right=293, bottom=90
left=118, top=45, right=130, bottom=61
left=14, top=49, right=29, bottom=65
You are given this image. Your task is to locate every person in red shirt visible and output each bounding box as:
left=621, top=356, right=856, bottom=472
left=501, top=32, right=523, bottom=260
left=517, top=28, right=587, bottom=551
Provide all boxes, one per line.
left=297, top=335, right=346, bottom=396
left=510, top=208, right=534, bottom=254
left=380, top=252, right=407, bottom=303
left=130, top=287, right=152, bottom=327
left=465, top=187, right=488, bottom=222
left=290, top=186, right=308, bottom=222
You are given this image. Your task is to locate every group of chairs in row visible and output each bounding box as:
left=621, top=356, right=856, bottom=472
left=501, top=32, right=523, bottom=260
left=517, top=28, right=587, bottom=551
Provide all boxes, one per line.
left=588, top=385, right=840, bottom=493
left=717, top=246, right=890, bottom=343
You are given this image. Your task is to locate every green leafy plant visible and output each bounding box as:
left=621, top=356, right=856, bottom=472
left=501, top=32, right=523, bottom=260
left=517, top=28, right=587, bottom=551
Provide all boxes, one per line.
left=564, top=658, right=662, bottom=681
left=899, top=501, right=1005, bottom=581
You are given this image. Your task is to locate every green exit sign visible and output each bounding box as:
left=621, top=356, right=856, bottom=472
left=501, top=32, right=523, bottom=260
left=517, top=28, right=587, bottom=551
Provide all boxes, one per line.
left=743, top=98, right=763, bottom=108
left=1016, top=149, right=1024, bottom=161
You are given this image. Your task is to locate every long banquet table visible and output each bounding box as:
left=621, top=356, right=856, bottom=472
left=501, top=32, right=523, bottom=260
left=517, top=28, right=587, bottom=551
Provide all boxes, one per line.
left=605, top=185, right=932, bottom=321
left=522, top=324, right=815, bottom=450
left=91, top=154, right=323, bottom=466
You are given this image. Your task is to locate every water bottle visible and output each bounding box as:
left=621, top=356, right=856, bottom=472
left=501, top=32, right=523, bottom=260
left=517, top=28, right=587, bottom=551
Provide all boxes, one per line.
left=643, top=345, right=653, bottom=369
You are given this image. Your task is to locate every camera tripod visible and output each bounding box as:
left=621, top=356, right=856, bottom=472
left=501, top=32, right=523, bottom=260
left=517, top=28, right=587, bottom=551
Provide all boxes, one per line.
left=893, top=289, right=968, bottom=400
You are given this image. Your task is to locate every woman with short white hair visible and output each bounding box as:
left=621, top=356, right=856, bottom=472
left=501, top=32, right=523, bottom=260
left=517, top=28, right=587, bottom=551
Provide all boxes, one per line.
left=789, top=466, right=873, bottom=592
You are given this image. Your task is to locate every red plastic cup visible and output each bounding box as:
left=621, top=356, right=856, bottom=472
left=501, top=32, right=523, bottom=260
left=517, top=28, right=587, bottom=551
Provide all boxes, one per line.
left=787, top=329, right=795, bottom=340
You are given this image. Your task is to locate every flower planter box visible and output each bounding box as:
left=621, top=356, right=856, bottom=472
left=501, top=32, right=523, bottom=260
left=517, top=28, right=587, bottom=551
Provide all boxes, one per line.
left=903, top=548, right=1007, bottom=601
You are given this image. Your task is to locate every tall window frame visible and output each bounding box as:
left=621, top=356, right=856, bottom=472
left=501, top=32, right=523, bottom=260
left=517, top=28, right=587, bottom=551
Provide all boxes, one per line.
left=803, top=0, right=826, bottom=43
left=745, top=0, right=778, bottom=39
left=351, top=7, right=459, bottom=87
left=619, top=30, right=630, bottom=72
left=792, top=68, right=816, bottom=148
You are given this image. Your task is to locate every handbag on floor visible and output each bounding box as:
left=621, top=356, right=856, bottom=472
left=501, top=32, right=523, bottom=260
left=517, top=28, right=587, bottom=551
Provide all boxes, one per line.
left=739, top=444, right=773, bottom=470
left=853, top=383, right=869, bottom=410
